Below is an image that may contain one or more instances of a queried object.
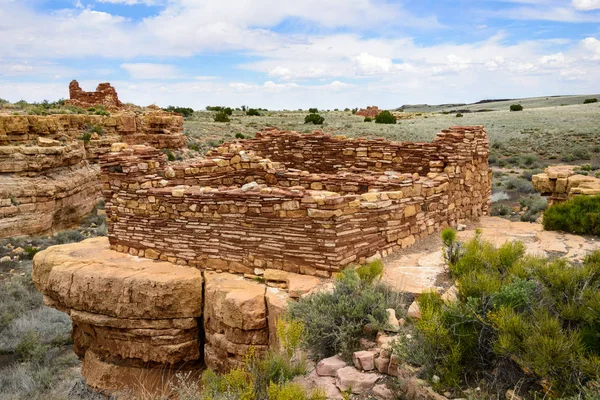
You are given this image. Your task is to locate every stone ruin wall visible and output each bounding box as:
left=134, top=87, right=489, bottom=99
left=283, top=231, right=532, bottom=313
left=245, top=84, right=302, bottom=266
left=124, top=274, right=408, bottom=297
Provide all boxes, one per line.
left=533, top=165, right=600, bottom=205
left=31, top=125, right=491, bottom=393
left=356, top=106, right=381, bottom=118
left=0, top=112, right=184, bottom=238
left=101, top=126, right=491, bottom=278
left=66, top=80, right=123, bottom=110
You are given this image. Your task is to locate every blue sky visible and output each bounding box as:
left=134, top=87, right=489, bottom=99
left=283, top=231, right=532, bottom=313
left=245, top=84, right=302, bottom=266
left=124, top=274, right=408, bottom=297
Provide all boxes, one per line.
left=0, top=0, right=599, bottom=109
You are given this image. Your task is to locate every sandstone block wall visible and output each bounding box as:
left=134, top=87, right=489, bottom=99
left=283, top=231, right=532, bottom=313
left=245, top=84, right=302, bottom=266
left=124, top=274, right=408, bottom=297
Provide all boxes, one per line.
left=533, top=165, right=600, bottom=205
left=101, top=126, right=491, bottom=277
left=0, top=112, right=185, bottom=238
left=66, top=80, right=123, bottom=110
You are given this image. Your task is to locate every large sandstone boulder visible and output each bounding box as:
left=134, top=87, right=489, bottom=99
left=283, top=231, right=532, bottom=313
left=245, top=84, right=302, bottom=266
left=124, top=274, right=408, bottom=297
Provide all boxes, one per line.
left=32, top=237, right=204, bottom=394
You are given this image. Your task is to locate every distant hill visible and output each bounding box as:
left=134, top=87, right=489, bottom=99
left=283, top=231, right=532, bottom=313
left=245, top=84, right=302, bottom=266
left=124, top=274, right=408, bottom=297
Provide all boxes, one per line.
left=397, top=94, right=600, bottom=113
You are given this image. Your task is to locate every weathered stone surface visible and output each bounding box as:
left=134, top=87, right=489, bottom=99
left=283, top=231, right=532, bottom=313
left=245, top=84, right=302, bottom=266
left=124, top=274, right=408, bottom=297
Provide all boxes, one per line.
left=32, top=237, right=203, bottom=319
left=266, top=287, right=290, bottom=349
left=353, top=350, right=377, bottom=371
left=533, top=165, right=600, bottom=205
left=293, top=370, right=342, bottom=399
left=316, top=355, right=348, bottom=377
left=335, top=366, right=380, bottom=394
left=372, top=383, right=395, bottom=399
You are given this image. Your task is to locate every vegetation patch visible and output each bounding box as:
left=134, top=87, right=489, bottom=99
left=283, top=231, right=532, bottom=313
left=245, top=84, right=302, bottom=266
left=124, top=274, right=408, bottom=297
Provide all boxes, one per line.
left=289, top=260, right=406, bottom=360
left=543, top=195, right=600, bottom=235
left=395, top=229, right=600, bottom=397
left=375, top=110, right=397, bottom=124
left=304, top=113, right=324, bottom=125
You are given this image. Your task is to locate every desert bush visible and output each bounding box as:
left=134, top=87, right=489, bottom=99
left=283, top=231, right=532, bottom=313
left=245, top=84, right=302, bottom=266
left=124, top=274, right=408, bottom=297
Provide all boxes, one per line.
left=304, top=113, right=324, bottom=125
left=308, top=108, right=318, bottom=114
left=573, top=147, right=592, bottom=160
left=396, top=229, right=600, bottom=395
left=246, top=108, right=261, bottom=116
left=543, top=195, right=600, bottom=235
left=214, top=111, right=230, bottom=123
left=584, top=98, right=598, bottom=104
left=80, top=132, right=92, bottom=143
left=235, top=132, right=246, bottom=139
left=351, top=108, right=358, bottom=114
left=364, top=117, right=372, bottom=122
left=456, top=113, right=463, bottom=118
left=375, top=110, right=396, bottom=124
left=289, top=262, right=405, bottom=360
left=161, top=148, right=176, bottom=161
left=510, top=104, right=523, bottom=111
left=53, top=230, right=84, bottom=244
left=491, top=204, right=511, bottom=216
left=199, top=317, right=315, bottom=400
left=165, top=106, right=194, bottom=118
left=505, top=176, right=534, bottom=193
left=0, top=274, right=42, bottom=331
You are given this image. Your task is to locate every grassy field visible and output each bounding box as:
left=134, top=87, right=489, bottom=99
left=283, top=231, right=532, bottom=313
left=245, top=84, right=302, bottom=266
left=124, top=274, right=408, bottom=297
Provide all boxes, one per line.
left=180, top=100, right=600, bottom=223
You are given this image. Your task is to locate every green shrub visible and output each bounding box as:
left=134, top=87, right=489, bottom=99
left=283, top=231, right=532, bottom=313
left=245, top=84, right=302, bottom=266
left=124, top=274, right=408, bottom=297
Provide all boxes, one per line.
left=15, top=330, right=48, bottom=363
left=543, top=195, right=600, bottom=235
left=505, top=176, right=534, bottom=193
left=491, top=203, right=511, bottom=216
left=304, top=113, right=324, bottom=125
left=441, top=228, right=462, bottom=266
left=165, top=106, right=194, bottom=118
left=510, top=104, right=523, bottom=111
left=189, top=143, right=200, bottom=151
left=584, top=98, right=598, bottom=104
left=214, top=111, right=230, bottom=122
left=308, top=108, right=318, bottom=114
left=356, top=259, right=383, bottom=284
left=289, top=265, right=404, bottom=360
left=235, top=132, right=246, bottom=139
left=363, top=117, right=372, bottom=122
left=162, top=148, right=176, bottom=161
left=400, top=231, right=600, bottom=395
left=351, top=108, right=358, bottom=115
left=80, top=132, right=92, bottom=143
left=456, top=113, right=463, bottom=118
left=375, top=110, right=396, bottom=124
left=246, top=108, right=261, bottom=116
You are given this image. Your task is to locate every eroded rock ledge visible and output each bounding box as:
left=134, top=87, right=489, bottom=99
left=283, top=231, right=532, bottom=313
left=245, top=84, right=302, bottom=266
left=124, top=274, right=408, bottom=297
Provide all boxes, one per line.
left=0, top=111, right=185, bottom=238
left=533, top=165, right=600, bottom=205
left=32, top=237, right=297, bottom=394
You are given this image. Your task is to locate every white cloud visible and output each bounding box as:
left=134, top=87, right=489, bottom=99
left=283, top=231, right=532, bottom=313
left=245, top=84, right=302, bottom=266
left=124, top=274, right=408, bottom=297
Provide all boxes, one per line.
left=353, top=53, right=394, bottom=75
left=571, top=0, right=600, bottom=10
left=539, top=52, right=565, bottom=65
left=120, top=63, right=179, bottom=79
left=582, top=37, right=600, bottom=59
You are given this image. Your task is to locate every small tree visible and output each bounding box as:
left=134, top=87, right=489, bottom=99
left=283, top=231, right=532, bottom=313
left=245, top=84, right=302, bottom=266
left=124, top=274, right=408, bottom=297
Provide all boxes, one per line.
left=510, top=104, right=523, bottom=111
left=364, top=117, right=372, bottom=122
left=304, top=113, right=324, bottom=125
left=375, top=110, right=396, bottom=124
left=308, top=108, right=318, bottom=114
left=583, top=98, right=598, bottom=104
left=246, top=108, right=261, bottom=116
left=214, top=111, right=230, bottom=122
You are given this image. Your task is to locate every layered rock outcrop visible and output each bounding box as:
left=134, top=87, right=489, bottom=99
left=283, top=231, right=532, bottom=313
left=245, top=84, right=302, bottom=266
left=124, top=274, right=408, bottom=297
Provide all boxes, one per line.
left=66, top=80, right=123, bottom=110
left=32, top=237, right=204, bottom=392
left=533, top=165, right=600, bottom=205
left=0, top=112, right=185, bottom=238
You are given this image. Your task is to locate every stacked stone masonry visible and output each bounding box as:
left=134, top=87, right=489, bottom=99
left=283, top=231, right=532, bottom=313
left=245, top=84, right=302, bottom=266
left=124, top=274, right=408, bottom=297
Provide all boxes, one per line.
left=0, top=112, right=184, bottom=238
left=66, top=80, right=123, bottom=110
left=533, top=165, right=600, bottom=205
left=102, top=126, right=491, bottom=277
left=356, top=106, right=381, bottom=118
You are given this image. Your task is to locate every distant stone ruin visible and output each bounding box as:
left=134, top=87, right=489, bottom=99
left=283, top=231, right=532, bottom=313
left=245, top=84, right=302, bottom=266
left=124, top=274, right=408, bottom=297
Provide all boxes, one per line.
left=356, top=106, right=381, bottom=118
left=0, top=112, right=185, bottom=238
left=32, top=125, right=491, bottom=395
left=66, top=80, right=123, bottom=110
left=533, top=165, right=600, bottom=205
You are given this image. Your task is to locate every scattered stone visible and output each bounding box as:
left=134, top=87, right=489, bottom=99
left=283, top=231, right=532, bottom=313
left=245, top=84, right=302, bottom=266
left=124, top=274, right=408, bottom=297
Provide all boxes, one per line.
left=372, top=383, right=395, bottom=400
left=353, top=350, right=376, bottom=371
left=335, top=366, right=380, bottom=394
left=241, top=181, right=259, bottom=191
left=0, top=256, right=11, bottom=263
left=316, top=355, right=347, bottom=377
left=407, top=301, right=421, bottom=319
left=385, top=308, right=400, bottom=332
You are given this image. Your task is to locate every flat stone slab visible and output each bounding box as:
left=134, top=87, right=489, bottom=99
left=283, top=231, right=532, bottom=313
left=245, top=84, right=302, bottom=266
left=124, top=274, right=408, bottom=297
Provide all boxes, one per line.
left=32, top=237, right=203, bottom=319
